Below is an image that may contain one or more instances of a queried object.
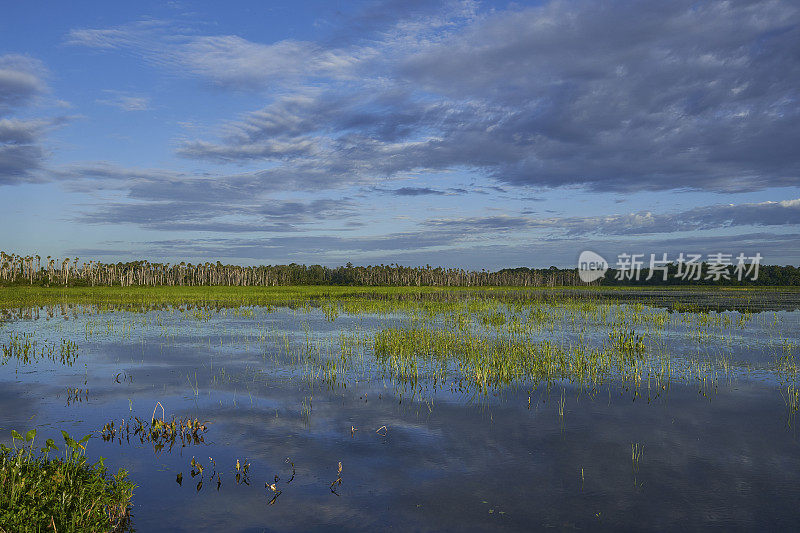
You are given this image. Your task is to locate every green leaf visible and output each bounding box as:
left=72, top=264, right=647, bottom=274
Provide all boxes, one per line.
left=11, top=429, right=22, bottom=440
left=45, top=438, right=57, bottom=450
left=78, top=433, right=92, bottom=445
left=25, top=429, right=36, bottom=442
left=60, top=430, right=80, bottom=450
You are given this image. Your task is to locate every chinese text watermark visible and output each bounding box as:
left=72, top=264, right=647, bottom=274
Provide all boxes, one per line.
left=578, top=251, right=762, bottom=283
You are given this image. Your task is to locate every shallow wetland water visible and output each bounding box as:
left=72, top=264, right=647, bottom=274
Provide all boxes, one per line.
left=1, top=288, right=800, bottom=531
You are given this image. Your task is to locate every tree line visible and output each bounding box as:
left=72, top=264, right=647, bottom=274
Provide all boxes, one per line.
left=0, top=252, right=579, bottom=287
left=498, top=264, right=800, bottom=286
left=1, top=252, right=797, bottom=287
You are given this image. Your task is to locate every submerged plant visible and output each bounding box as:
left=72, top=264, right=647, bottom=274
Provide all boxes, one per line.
left=301, top=396, right=312, bottom=426
left=783, top=385, right=800, bottom=427
left=631, top=442, right=644, bottom=486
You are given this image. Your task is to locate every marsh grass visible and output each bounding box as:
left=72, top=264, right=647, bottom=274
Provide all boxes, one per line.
left=0, top=430, right=134, bottom=532
left=9, top=287, right=794, bottom=405
left=1, top=333, right=78, bottom=367
left=79, top=288, right=792, bottom=405
left=1, top=285, right=799, bottom=527
left=98, top=411, right=208, bottom=454
left=782, top=385, right=800, bottom=427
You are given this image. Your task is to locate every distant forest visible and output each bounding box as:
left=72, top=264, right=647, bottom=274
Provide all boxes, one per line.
left=1, top=252, right=798, bottom=287
left=498, top=265, right=800, bottom=287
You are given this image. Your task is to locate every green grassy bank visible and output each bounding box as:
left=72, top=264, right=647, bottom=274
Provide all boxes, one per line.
left=1, top=284, right=798, bottom=310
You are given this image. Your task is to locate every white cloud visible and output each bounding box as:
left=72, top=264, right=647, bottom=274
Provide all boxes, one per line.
left=96, top=91, right=150, bottom=111
left=0, top=54, right=46, bottom=115
left=67, top=20, right=368, bottom=91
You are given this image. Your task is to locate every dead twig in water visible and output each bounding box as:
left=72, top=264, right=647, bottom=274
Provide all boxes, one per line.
left=286, top=458, right=295, bottom=484
left=330, top=461, right=343, bottom=496
left=266, top=481, right=282, bottom=504
left=151, top=401, right=165, bottom=423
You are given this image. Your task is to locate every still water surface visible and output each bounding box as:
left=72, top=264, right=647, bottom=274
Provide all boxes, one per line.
left=1, top=291, right=799, bottom=531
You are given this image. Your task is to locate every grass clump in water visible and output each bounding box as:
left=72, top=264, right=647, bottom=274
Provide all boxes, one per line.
left=0, top=429, right=134, bottom=532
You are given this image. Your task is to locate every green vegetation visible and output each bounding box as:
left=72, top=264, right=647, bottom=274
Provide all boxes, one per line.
left=2, top=284, right=798, bottom=314
left=2, top=252, right=798, bottom=288
left=0, top=429, right=134, bottom=533
left=239, top=291, right=799, bottom=402
left=0, top=285, right=455, bottom=310
left=1, top=332, right=78, bottom=366
left=3, top=286, right=797, bottom=402
left=99, top=409, right=209, bottom=454
left=0, top=282, right=798, bottom=527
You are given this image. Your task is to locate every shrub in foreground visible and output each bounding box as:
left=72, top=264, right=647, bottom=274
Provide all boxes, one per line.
left=0, top=429, right=134, bottom=532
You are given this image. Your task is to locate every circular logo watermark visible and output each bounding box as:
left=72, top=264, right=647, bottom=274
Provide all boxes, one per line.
left=578, top=250, right=608, bottom=283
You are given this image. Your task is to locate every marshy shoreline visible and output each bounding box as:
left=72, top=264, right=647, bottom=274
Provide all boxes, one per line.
left=1, top=285, right=799, bottom=531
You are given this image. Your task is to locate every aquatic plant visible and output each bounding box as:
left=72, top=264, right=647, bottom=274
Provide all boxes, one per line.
left=0, top=429, right=134, bottom=532
left=1, top=333, right=78, bottom=367
left=98, top=409, right=208, bottom=455
left=631, top=442, right=644, bottom=485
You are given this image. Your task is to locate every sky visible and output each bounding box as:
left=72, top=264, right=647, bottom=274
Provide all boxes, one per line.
left=1, top=0, right=799, bottom=269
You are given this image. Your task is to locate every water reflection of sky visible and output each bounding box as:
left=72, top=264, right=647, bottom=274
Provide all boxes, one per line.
left=1, top=300, right=799, bottom=531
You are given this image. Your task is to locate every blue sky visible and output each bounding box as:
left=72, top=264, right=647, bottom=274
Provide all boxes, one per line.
left=1, top=0, right=799, bottom=268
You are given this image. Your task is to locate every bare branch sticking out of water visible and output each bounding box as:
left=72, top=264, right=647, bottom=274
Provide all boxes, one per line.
left=330, top=461, right=343, bottom=496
